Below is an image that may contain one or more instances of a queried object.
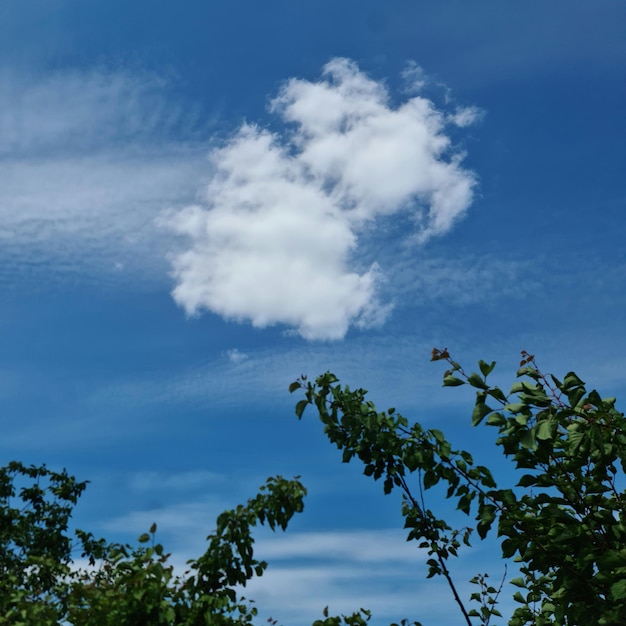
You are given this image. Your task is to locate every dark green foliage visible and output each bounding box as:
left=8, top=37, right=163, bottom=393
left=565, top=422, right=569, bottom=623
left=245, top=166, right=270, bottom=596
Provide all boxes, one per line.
left=0, top=465, right=307, bottom=626
left=4, top=348, right=625, bottom=625
left=291, top=349, right=626, bottom=625
left=0, top=461, right=89, bottom=624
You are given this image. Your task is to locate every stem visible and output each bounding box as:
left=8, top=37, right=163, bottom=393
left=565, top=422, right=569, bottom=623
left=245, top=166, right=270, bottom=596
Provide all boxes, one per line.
left=440, top=456, right=503, bottom=512
left=484, top=563, right=507, bottom=626
left=437, top=553, right=473, bottom=626
left=399, top=474, right=473, bottom=626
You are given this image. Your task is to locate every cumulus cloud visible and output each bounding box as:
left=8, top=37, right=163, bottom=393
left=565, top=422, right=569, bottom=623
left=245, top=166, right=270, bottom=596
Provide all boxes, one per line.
left=165, top=58, right=477, bottom=340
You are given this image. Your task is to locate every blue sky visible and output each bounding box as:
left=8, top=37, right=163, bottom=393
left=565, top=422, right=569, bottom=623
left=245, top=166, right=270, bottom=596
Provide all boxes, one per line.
left=1, top=1, right=626, bottom=624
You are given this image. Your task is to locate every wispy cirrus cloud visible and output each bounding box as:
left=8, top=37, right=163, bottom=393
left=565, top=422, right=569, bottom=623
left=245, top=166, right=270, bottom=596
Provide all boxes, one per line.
left=165, top=58, right=479, bottom=340
left=0, top=68, right=211, bottom=281
left=0, top=69, right=198, bottom=157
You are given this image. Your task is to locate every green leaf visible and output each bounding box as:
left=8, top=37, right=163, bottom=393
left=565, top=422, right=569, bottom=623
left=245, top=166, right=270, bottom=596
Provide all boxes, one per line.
left=509, top=381, right=525, bottom=394
left=549, top=374, right=563, bottom=389
left=566, top=429, right=585, bottom=453
left=468, top=372, right=489, bottom=389
left=567, top=386, right=586, bottom=408
left=598, top=550, right=626, bottom=569
left=443, top=375, right=465, bottom=387
left=520, top=428, right=537, bottom=450
left=479, top=360, right=496, bottom=377
left=138, top=533, right=150, bottom=543
left=477, top=505, right=496, bottom=538
left=430, top=429, right=446, bottom=443
left=535, top=419, right=554, bottom=441
left=506, top=402, right=526, bottom=414
left=486, top=412, right=506, bottom=426
left=488, top=387, right=508, bottom=403
left=460, top=450, right=474, bottom=463
left=611, top=579, right=626, bottom=600
left=510, top=577, right=526, bottom=588
left=472, top=402, right=492, bottom=426
left=457, top=493, right=472, bottom=515
left=288, top=381, right=301, bottom=393
left=423, top=471, right=439, bottom=489
left=517, top=474, right=537, bottom=488
left=562, top=371, right=585, bottom=390
left=295, top=399, right=308, bottom=419
left=439, top=441, right=451, bottom=459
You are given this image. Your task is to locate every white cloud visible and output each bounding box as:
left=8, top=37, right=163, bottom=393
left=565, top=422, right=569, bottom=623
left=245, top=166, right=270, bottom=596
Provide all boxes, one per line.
left=166, top=58, right=477, bottom=340
left=246, top=563, right=458, bottom=626
left=401, top=61, right=429, bottom=93
left=226, top=348, right=249, bottom=364
left=449, top=105, right=485, bottom=127
left=0, top=69, right=191, bottom=157
left=255, top=529, right=423, bottom=563
left=0, top=60, right=479, bottom=336
left=103, top=500, right=225, bottom=539
left=98, top=499, right=490, bottom=626
left=248, top=529, right=510, bottom=626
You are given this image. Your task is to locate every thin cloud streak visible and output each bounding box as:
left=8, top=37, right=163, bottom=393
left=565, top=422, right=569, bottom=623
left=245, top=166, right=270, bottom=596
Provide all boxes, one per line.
left=0, top=69, right=197, bottom=157
left=98, top=496, right=478, bottom=626
left=166, top=58, right=478, bottom=340
left=247, top=563, right=463, bottom=626
left=255, top=529, right=424, bottom=563
left=0, top=67, right=212, bottom=281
